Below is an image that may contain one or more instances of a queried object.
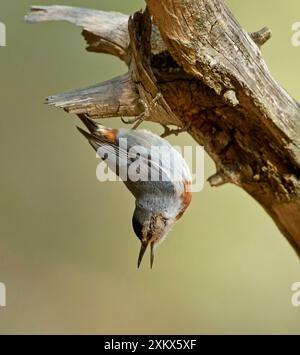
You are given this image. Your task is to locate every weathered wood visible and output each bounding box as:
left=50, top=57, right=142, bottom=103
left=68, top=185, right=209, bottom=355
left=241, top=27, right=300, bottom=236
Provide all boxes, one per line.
left=147, top=0, right=300, bottom=256
left=25, top=5, right=166, bottom=63
left=47, top=73, right=140, bottom=118
left=25, top=5, right=130, bottom=62
left=26, top=1, right=300, bottom=257
left=250, top=27, right=272, bottom=48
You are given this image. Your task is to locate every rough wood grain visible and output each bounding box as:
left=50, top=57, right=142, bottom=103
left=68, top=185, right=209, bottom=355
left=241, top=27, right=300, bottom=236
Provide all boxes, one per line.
left=26, top=1, right=300, bottom=257
left=47, top=73, right=140, bottom=118
left=25, top=5, right=166, bottom=62
left=147, top=0, right=300, bottom=256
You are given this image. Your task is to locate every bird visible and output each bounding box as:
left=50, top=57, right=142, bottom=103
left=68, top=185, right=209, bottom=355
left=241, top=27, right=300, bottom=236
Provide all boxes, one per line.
left=76, top=114, right=192, bottom=268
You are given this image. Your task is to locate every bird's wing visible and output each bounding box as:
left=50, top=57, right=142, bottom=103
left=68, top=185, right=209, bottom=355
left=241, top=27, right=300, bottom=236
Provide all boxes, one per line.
left=77, top=116, right=192, bottom=188
left=119, top=128, right=192, bottom=185
left=76, top=116, right=171, bottom=182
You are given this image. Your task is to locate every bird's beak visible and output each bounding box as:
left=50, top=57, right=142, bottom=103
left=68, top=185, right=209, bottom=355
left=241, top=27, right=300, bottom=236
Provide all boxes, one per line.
left=150, top=242, right=156, bottom=269
left=137, top=241, right=149, bottom=268
left=137, top=240, right=157, bottom=268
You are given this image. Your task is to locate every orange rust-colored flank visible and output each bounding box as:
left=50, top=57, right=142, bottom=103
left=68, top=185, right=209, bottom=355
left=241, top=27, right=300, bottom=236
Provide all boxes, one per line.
left=100, top=128, right=118, bottom=142
left=176, top=180, right=192, bottom=220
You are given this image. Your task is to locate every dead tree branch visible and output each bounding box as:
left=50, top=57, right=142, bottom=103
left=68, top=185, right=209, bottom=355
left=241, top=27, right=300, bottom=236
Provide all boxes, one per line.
left=26, top=1, right=300, bottom=257
left=47, top=73, right=140, bottom=118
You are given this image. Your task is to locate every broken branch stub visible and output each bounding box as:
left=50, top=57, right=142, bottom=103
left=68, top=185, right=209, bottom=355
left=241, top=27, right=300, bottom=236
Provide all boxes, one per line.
left=46, top=73, right=140, bottom=118
left=25, top=5, right=130, bottom=62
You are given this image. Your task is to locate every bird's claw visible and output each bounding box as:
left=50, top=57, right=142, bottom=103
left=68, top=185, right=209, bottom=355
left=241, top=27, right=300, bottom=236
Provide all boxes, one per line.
left=121, top=116, right=141, bottom=125
left=121, top=93, right=163, bottom=130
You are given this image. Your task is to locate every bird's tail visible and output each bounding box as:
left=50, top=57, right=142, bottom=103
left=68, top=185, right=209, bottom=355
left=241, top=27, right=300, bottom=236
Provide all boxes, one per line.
left=76, top=114, right=118, bottom=151
left=77, top=114, right=100, bottom=134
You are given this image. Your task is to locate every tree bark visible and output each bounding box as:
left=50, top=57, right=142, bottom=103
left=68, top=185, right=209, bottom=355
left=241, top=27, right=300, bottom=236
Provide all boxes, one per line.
left=26, top=1, right=300, bottom=258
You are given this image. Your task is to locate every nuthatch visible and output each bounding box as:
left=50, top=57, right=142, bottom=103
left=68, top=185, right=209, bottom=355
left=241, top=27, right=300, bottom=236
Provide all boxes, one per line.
left=77, top=114, right=192, bottom=268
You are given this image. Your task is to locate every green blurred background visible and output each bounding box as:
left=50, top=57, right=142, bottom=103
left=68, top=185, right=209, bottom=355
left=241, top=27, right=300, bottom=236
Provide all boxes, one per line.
left=0, top=0, right=300, bottom=335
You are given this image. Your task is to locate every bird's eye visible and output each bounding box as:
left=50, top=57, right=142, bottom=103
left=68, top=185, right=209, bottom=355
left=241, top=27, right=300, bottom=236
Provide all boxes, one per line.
left=132, top=215, right=144, bottom=240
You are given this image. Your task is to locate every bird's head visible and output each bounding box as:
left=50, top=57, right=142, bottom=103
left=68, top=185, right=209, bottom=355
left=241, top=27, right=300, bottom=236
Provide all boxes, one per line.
left=132, top=205, right=172, bottom=268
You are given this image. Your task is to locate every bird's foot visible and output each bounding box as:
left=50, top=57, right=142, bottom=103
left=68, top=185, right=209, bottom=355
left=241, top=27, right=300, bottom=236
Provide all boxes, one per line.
left=160, top=122, right=191, bottom=138
left=121, top=93, right=162, bottom=130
